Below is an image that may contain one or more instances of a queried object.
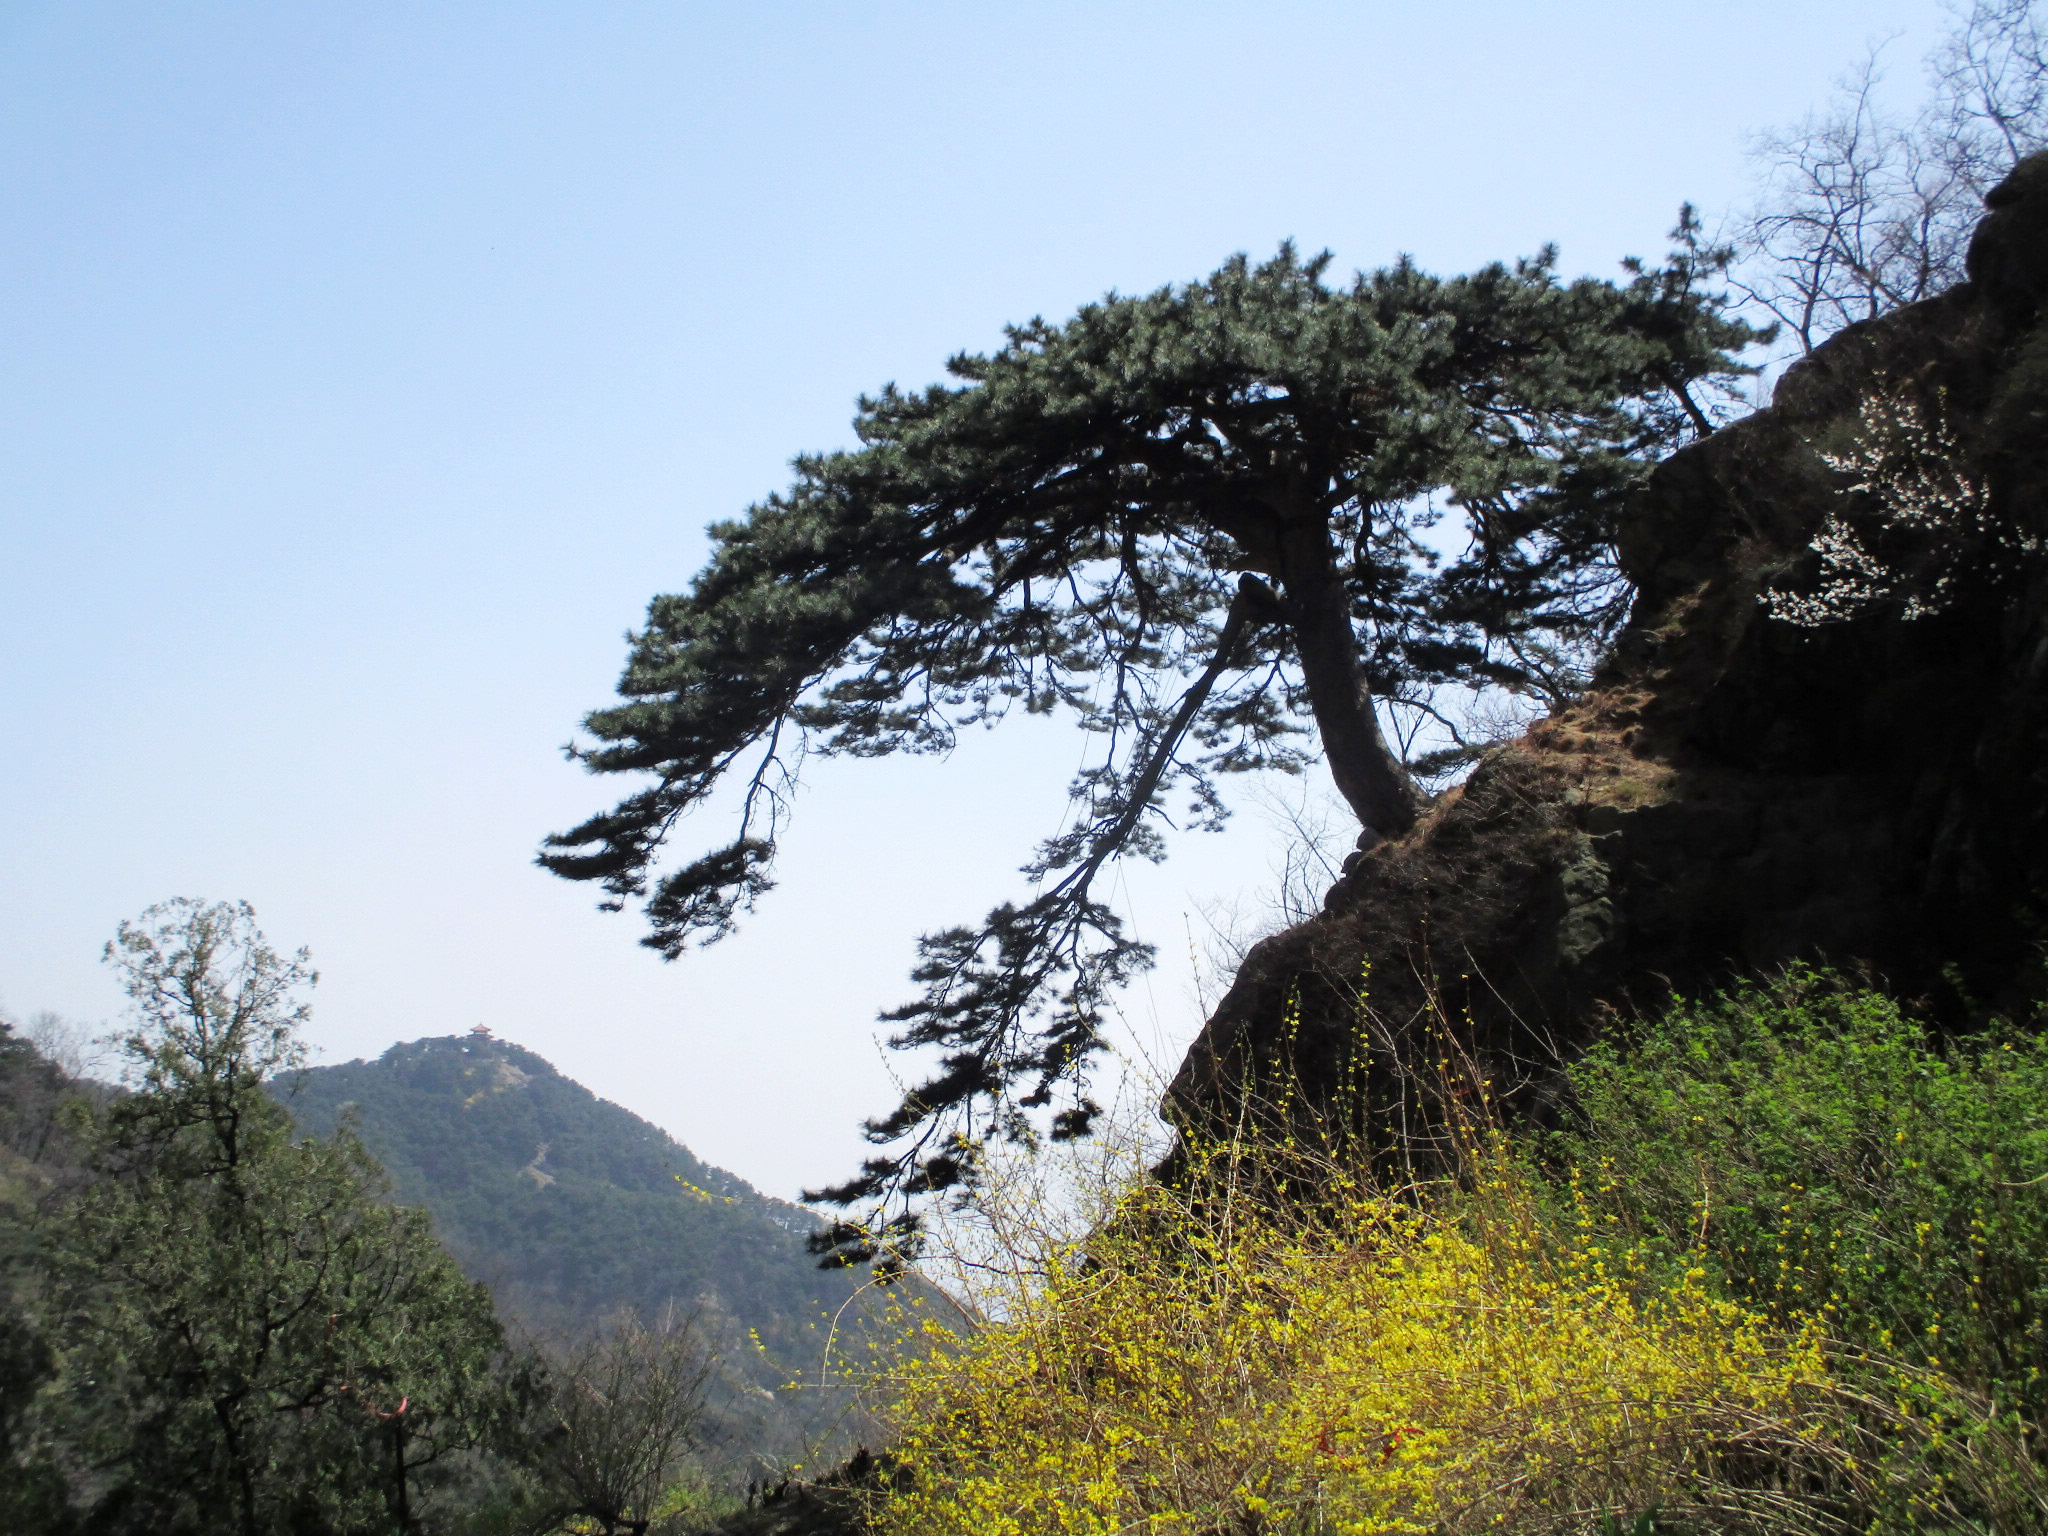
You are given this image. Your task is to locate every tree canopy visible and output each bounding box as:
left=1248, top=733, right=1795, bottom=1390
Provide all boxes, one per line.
left=543, top=234, right=1757, bottom=1262
left=36, top=900, right=515, bottom=1535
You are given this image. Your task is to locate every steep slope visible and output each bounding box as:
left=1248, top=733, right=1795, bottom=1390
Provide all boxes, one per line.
left=281, top=1032, right=884, bottom=1469
left=1170, top=155, right=2048, bottom=1145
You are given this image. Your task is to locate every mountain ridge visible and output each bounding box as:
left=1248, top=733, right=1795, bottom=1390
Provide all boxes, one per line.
left=279, top=1030, right=884, bottom=1470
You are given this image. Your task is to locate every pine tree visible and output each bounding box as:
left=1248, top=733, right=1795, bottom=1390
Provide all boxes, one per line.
left=543, top=235, right=1758, bottom=1261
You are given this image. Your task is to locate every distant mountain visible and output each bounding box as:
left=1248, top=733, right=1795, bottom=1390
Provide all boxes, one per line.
left=279, top=1032, right=889, bottom=1470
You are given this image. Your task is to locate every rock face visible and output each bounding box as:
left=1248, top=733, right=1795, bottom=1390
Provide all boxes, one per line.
left=1168, top=157, right=2048, bottom=1139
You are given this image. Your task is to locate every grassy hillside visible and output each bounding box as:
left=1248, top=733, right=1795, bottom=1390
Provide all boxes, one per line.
left=280, top=1032, right=887, bottom=1472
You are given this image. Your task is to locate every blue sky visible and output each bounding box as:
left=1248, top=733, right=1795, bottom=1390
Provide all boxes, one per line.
left=0, top=1, right=1948, bottom=1198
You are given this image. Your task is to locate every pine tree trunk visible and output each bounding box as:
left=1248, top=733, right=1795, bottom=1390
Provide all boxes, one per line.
left=1276, top=525, right=1420, bottom=838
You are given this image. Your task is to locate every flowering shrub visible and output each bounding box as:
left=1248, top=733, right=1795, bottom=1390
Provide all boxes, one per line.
left=874, top=1150, right=1845, bottom=1536
left=851, top=965, right=2048, bottom=1535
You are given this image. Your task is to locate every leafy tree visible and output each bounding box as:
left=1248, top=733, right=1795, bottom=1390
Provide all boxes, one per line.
left=37, top=900, right=515, bottom=1536
left=543, top=237, right=1756, bottom=1258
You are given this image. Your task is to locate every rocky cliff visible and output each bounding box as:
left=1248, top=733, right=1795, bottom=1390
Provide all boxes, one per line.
left=1168, top=155, right=2048, bottom=1141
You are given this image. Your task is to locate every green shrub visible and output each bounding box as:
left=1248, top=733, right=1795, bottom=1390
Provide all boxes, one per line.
left=1558, top=967, right=2048, bottom=1424
left=855, top=972, right=2048, bottom=1534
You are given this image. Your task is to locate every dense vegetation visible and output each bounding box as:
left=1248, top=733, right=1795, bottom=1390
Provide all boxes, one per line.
left=870, top=972, right=2048, bottom=1535
left=16, top=929, right=2048, bottom=1533
left=1557, top=971, right=2048, bottom=1434
left=0, top=902, right=847, bottom=1535
left=281, top=1033, right=902, bottom=1468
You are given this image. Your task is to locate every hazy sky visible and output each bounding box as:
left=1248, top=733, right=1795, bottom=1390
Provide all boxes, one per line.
left=1, top=1, right=1948, bottom=1200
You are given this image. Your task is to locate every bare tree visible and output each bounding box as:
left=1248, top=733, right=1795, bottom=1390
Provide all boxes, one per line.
left=535, top=1309, right=712, bottom=1536
left=1933, top=0, right=2048, bottom=166
left=1734, top=1, right=2048, bottom=354
left=21, top=1010, right=111, bottom=1084
left=0, top=1009, right=96, bottom=1172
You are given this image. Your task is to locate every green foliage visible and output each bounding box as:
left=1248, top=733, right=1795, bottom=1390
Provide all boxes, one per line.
left=280, top=1034, right=898, bottom=1469
left=1557, top=967, right=2048, bottom=1426
left=0, top=1286, right=71, bottom=1534
left=0, top=1013, right=102, bottom=1533
left=544, top=232, right=1760, bottom=1250
left=29, top=900, right=518, bottom=1536
left=859, top=972, right=2048, bottom=1535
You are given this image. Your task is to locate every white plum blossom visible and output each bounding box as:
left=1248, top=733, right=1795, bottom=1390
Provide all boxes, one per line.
left=1765, top=384, right=2039, bottom=625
